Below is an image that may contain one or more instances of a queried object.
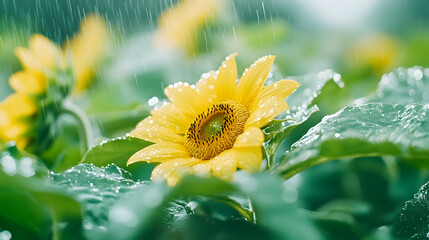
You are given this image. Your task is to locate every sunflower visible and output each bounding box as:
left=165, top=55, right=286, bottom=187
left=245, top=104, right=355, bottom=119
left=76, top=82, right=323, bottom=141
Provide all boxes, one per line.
left=127, top=53, right=300, bottom=185
left=65, top=14, right=109, bottom=92
left=0, top=34, right=60, bottom=148
left=154, top=0, right=225, bottom=55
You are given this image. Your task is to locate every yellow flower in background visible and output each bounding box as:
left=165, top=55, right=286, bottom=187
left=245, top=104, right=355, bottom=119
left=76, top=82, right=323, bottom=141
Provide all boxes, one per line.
left=154, top=0, right=226, bottom=54
left=127, top=53, right=300, bottom=185
left=0, top=93, right=37, bottom=148
left=1, top=35, right=64, bottom=148
left=15, top=34, right=66, bottom=72
left=348, top=34, right=398, bottom=73
left=66, top=14, right=109, bottom=92
left=0, top=13, right=107, bottom=148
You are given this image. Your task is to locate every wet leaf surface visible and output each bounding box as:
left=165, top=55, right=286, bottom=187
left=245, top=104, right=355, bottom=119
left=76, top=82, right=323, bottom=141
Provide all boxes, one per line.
left=274, top=103, right=429, bottom=179
left=365, top=67, right=429, bottom=104
left=263, top=69, right=344, bottom=159
left=82, top=136, right=152, bottom=169
left=392, top=180, right=429, bottom=240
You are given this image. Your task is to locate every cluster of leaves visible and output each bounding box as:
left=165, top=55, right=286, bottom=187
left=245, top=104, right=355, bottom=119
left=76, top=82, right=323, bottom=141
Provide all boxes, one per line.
left=2, top=66, right=429, bottom=240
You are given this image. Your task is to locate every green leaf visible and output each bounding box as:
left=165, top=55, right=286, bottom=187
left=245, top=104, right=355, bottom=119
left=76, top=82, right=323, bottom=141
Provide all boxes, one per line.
left=82, top=136, right=152, bottom=169
left=263, top=105, right=319, bottom=157
left=49, top=163, right=145, bottom=237
left=90, top=105, right=149, bottom=138
left=235, top=173, right=322, bottom=240
left=263, top=69, right=344, bottom=160
left=273, top=69, right=344, bottom=112
left=274, top=103, right=429, bottom=179
left=392, top=180, right=429, bottom=240
left=364, top=67, right=429, bottom=104
left=100, top=173, right=320, bottom=240
left=0, top=153, right=84, bottom=239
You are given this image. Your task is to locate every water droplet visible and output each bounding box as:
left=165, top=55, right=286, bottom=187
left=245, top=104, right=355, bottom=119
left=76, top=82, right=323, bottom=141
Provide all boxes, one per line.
left=0, top=230, right=12, bottom=240
left=415, top=69, right=423, bottom=81
left=1, top=155, right=16, bottom=176
left=19, top=157, right=35, bottom=177
left=142, top=188, right=163, bottom=208
left=110, top=206, right=138, bottom=227
left=282, top=187, right=298, bottom=203
left=148, top=96, right=159, bottom=106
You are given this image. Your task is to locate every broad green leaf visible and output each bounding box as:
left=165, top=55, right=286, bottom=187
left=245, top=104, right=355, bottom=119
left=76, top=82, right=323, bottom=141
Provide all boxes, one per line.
left=49, top=163, right=145, bottom=237
left=101, top=173, right=320, bottom=240
left=90, top=105, right=149, bottom=138
left=81, top=136, right=152, bottom=169
left=282, top=69, right=344, bottom=109
left=274, top=103, right=429, bottom=179
left=263, top=105, right=319, bottom=157
left=235, top=173, right=322, bottom=240
left=101, top=176, right=234, bottom=240
left=364, top=67, right=429, bottom=104
left=392, top=180, right=429, bottom=240
left=263, top=69, right=344, bottom=159
left=0, top=153, right=84, bottom=239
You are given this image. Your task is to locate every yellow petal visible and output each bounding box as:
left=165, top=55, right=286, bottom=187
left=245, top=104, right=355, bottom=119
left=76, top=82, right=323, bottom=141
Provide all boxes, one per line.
left=234, top=55, right=275, bottom=108
left=245, top=96, right=289, bottom=129
left=131, top=117, right=184, bottom=144
left=211, top=150, right=237, bottom=181
left=15, top=137, right=30, bottom=149
left=249, top=79, right=300, bottom=112
left=150, top=103, right=192, bottom=134
left=29, top=34, right=64, bottom=69
left=9, top=70, right=47, bottom=94
left=0, top=93, right=37, bottom=120
left=151, top=158, right=200, bottom=186
left=69, top=14, right=108, bottom=92
left=233, top=146, right=262, bottom=173
left=127, top=142, right=189, bottom=165
left=196, top=71, right=219, bottom=105
left=1, top=121, right=30, bottom=140
left=164, top=82, right=206, bottom=119
left=234, top=127, right=264, bottom=148
left=0, top=110, right=9, bottom=126
left=192, top=160, right=213, bottom=177
left=15, top=47, right=42, bottom=71
left=195, top=53, right=238, bottom=105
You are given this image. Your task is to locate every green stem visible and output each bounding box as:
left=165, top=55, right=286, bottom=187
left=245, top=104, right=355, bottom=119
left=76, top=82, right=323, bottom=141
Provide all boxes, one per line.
left=264, top=148, right=273, bottom=170
left=212, top=195, right=255, bottom=223
left=248, top=194, right=256, bottom=224
left=61, top=100, right=93, bottom=153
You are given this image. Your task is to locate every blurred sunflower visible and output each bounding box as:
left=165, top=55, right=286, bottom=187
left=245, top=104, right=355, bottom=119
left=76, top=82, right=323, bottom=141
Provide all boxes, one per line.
left=128, top=53, right=300, bottom=185
left=65, top=14, right=109, bottom=92
left=0, top=14, right=107, bottom=150
left=154, top=0, right=226, bottom=55
left=0, top=34, right=62, bottom=149
left=348, top=34, right=399, bottom=74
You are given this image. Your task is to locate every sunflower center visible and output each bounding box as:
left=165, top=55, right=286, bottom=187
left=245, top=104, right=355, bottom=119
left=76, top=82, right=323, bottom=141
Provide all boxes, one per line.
left=185, top=102, right=250, bottom=160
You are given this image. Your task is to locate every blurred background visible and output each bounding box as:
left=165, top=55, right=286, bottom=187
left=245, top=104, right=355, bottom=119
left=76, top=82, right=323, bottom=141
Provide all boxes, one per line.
left=1, top=0, right=429, bottom=239
left=1, top=0, right=429, bottom=106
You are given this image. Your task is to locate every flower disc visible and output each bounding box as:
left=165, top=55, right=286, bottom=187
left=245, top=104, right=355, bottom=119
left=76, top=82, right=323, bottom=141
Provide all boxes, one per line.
left=185, top=102, right=249, bottom=160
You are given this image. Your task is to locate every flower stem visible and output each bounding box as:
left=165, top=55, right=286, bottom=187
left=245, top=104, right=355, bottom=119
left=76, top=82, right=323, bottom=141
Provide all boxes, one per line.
left=61, top=100, right=93, bottom=153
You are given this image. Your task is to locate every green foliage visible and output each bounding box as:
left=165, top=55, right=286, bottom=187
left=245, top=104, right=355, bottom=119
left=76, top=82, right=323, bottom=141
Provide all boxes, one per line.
left=274, top=103, right=429, bottom=179
left=82, top=136, right=151, bottom=169
left=392, top=180, right=429, bottom=240
left=365, top=66, right=429, bottom=105
left=47, top=164, right=320, bottom=240
left=263, top=69, right=344, bottom=161
left=0, top=152, right=83, bottom=240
